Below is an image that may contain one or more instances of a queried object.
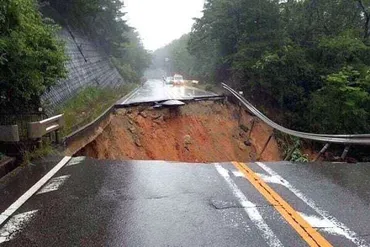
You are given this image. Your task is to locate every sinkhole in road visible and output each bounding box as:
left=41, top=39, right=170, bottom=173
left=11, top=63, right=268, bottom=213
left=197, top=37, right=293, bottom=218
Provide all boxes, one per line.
left=74, top=101, right=282, bottom=162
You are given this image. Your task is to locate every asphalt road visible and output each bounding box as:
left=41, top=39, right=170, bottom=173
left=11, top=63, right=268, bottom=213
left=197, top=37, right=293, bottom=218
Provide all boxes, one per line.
left=1, top=158, right=370, bottom=246
left=117, top=79, right=219, bottom=105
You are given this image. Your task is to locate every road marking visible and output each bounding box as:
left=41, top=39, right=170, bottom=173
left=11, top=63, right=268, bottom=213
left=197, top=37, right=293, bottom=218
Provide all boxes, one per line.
left=232, top=170, right=244, bottom=177
left=299, top=212, right=353, bottom=236
left=0, top=156, right=71, bottom=226
left=0, top=210, right=38, bottom=244
left=233, top=170, right=285, bottom=185
left=66, top=156, right=86, bottom=167
left=256, top=162, right=369, bottom=247
left=233, top=162, right=333, bottom=247
left=215, top=164, right=283, bottom=247
left=36, top=175, right=70, bottom=194
left=120, top=87, right=141, bottom=104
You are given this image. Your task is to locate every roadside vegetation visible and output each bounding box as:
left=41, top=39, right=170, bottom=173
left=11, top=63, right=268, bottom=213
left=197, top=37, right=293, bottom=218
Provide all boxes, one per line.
left=22, top=142, right=56, bottom=164
left=0, top=0, right=67, bottom=114
left=0, top=0, right=149, bottom=165
left=153, top=0, right=370, bottom=136
left=42, top=0, right=151, bottom=83
left=1, top=0, right=150, bottom=116
left=59, top=84, right=137, bottom=135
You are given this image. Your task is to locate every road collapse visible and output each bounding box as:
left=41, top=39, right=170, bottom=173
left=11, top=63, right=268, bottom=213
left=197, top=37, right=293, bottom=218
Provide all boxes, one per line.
left=74, top=100, right=282, bottom=162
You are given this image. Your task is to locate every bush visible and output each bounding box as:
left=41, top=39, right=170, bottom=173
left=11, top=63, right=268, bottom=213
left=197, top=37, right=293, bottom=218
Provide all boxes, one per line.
left=290, top=149, right=309, bottom=163
left=110, top=57, right=139, bottom=83
left=0, top=0, right=67, bottom=114
left=309, top=67, right=370, bottom=134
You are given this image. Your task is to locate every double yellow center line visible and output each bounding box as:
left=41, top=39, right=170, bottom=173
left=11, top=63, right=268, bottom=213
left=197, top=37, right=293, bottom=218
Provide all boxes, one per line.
left=232, top=162, right=333, bottom=247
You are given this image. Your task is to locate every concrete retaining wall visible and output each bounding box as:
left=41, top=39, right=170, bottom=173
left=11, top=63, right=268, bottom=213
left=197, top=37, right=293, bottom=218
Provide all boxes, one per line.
left=42, top=28, right=125, bottom=113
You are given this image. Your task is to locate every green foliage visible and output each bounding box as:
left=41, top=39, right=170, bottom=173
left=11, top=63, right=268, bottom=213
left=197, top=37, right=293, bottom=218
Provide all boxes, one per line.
left=45, top=0, right=128, bottom=55
left=44, top=0, right=151, bottom=80
left=23, top=142, right=55, bottom=164
left=152, top=34, right=200, bottom=79
left=59, top=84, right=137, bottom=135
left=290, top=149, right=309, bottom=163
left=111, top=57, right=138, bottom=83
left=0, top=0, right=67, bottom=113
left=275, top=133, right=309, bottom=162
left=116, top=30, right=152, bottom=80
left=185, top=0, right=370, bottom=135
left=309, top=67, right=370, bottom=133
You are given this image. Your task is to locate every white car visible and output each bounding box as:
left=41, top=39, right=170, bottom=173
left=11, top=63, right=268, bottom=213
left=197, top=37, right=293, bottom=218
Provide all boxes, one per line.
left=165, top=77, right=173, bottom=84
left=173, top=74, right=184, bottom=85
left=191, top=80, right=199, bottom=84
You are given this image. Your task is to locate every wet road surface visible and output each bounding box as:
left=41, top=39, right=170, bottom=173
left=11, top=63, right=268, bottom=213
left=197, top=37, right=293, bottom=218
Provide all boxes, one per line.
left=1, top=158, right=370, bottom=246
left=117, top=79, right=219, bottom=105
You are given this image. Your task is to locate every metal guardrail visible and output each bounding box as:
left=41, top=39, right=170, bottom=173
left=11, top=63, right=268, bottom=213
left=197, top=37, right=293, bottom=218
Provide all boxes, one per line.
left=222, top=83, right=370, bottom=145
left=28, top=114, right=64, bottom=143
left=222, top=83, right=370, bottom=161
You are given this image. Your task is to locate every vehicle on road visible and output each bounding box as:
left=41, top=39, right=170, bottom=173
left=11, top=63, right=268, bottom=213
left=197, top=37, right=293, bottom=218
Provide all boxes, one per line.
left=173, top=74, right=184, bottom=85
left=191, top=80, right=199, bottom=84
left=165, top=76, right=174, bottom=84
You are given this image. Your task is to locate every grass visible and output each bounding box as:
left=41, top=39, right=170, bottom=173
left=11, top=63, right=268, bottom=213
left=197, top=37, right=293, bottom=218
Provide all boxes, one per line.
left=22, top=142, right=56, bottom=165
left=58, top=83, right=137, bottom=135
left=274, top=132, right=309, bottom=162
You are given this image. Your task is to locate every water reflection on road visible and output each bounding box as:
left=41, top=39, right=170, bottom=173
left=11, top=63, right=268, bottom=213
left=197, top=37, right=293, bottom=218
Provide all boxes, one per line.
left=120, top=79, right=218, bottom=105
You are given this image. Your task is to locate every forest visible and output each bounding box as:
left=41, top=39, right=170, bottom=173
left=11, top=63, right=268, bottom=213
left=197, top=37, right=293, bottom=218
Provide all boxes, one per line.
left=0, top=0, right=150, bottom=113
left=154, top=0, right=370, bottom=135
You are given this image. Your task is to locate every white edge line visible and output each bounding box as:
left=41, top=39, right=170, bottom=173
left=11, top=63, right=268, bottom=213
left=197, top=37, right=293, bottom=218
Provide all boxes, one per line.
left=215, top=164, right=283, bottom=247
left=256, top=162, right=369, bottom=247
left=121, top=87, right=141, bottom=104
left=0, top=156, right=72, bottom=226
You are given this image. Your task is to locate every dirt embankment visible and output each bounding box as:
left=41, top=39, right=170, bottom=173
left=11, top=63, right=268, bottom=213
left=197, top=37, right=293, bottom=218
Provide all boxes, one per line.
left=75, top=101, right=281, bottom=162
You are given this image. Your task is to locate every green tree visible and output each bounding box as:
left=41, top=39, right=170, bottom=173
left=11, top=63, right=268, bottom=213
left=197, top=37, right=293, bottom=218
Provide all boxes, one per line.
left=187, top=0, right=370, bottom=134
left=0, top=0, right=66, bottom=113
left=309, top=67, right=370, bottom=134
left=111, top=30, right=152, bottom=82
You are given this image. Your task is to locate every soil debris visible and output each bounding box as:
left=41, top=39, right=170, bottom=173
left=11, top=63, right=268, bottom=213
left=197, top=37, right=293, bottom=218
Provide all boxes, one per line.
left=75, top=101, right=281, bottom=162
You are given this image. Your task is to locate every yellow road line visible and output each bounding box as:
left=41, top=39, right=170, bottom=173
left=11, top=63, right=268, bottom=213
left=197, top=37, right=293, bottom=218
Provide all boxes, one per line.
left=232, top=162, right=333, bottom=247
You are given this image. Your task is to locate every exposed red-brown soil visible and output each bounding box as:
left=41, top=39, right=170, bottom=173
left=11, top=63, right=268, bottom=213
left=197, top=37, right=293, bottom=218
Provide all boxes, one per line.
left=75, top=101, right=281, bottom=162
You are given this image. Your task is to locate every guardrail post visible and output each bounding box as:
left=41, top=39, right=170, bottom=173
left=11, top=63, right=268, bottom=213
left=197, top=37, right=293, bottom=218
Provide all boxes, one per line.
left=55, top=130, right=60, bottom=144
left=238, top=103, right=242, bottom=125
left=314, top=143, right=330, bottom=162
left=248, top=119, right=255, bottom=139
left=341, top=145, right=350, bottom=160
left=237, top=91, right=243, bottom=125
left=258, top=133, right=274, bottom=160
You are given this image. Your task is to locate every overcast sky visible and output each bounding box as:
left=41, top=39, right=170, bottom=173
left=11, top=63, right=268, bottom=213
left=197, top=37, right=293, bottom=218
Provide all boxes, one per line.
left=124, top=0, right=204, bottom=51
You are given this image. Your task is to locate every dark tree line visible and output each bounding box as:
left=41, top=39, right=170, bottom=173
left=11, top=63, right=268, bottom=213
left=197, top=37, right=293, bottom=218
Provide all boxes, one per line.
left=156, top=0, right=370, bottom=134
